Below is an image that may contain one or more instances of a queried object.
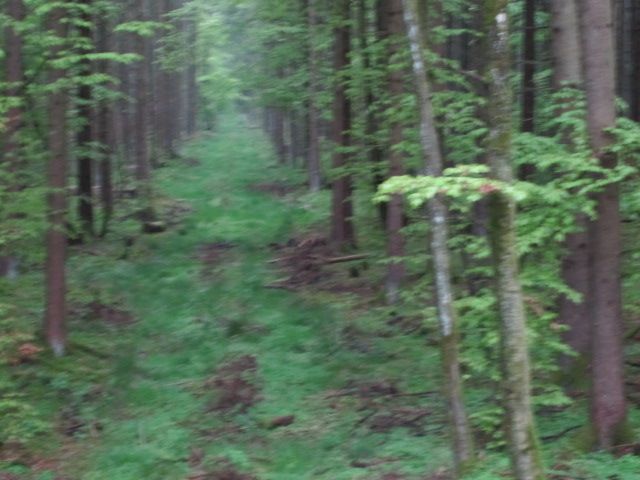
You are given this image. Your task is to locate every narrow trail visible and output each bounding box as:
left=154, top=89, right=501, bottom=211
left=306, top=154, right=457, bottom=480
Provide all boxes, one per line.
left=68, top=116, right=449, bottom=480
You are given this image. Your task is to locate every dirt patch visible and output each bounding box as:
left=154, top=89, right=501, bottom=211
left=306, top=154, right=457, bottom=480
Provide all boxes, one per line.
left=368, top=406, right=431, bottom=435
left=249, top=182, right=297, bottom=197
left=0, top=474, right=22, bottom=480
left=188, top=468, right=256, bottom=480
left=196, top=242, right=235, bottom=277
left=267, top=233, right=369, bottom=292
left=87, top=301, right=135, bottom=327
left=205, top=355, right=261, bottom=414
left=327, top=380, right=435, bottom=436
left=188, top=459, right=258, bottom=480
left=160, top=199, right=194, bottom=229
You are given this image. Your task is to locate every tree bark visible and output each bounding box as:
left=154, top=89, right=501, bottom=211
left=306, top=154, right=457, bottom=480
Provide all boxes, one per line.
left=45, top=5, right=70, bottom=357
left=330, top=0, right=356, bottom=249
left=579, top=0, right=628, bottom=449
left=483, top=3, right=545, bottom=478
left=1, top=0, right=25, bottom=278
left=383, top=0, right=406, bottom=304
left=550, top=0, right=590, bottom=374
left=96, top=13, right=114, bottom=236
left=307, top=0, right=322, bottom=191
left=402, top=0, right=474, bottom=475
left=133, top=0, right=155, bottom=222
left=76, top=0, right=95, bottom=239
left=521, top=0, right=536, bottom=134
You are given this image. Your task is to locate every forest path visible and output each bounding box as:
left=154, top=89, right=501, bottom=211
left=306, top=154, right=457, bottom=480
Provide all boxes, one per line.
left=69, top=115, right=449, bottom=480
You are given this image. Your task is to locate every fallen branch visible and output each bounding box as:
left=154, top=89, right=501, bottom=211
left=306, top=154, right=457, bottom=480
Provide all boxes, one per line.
left=264, top=283, right=296, bottom=291
left=324, top=254, right=369, bottom=264
left=540, top=425, right=581, bottom=442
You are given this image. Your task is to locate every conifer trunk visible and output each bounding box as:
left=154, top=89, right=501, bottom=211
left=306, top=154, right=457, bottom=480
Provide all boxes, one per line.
left=77, top=0, right=95, bottom=239
left=383, top=0, right=406, bottom=304
left=330, top=0, right=355, bottom=249
left=1, top=0, right=25, bottom=277
left=307, top=0, right=322, bottom=191
left=579, top=0, right=628, bottom=449
left=45, top=5, right=70, bottom=357
left=133, top=0, right=154, bottom=222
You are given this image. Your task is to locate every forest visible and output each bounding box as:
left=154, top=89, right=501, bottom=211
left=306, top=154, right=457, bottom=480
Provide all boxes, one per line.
left=1, top=0, right=640, bottom=479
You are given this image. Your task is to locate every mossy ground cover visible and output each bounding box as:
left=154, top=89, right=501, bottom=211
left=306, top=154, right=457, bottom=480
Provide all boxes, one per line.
left=2, top=115, right=640, bottom=480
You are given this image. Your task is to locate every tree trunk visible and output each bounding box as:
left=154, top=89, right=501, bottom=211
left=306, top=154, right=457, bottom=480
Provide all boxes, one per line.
left=521, top=0, right=536, bottom=134
left=383, top=0, right=406, bottom=304
left=186, top=9, right=198, bottom=136
left=330, top=0, right=356, bottom=249
left=96, top=13, right=114, bottom=236
left=45, top=5, right=70, bottom=357
left=402, top=0, right=474, bottom=475
left=307, top=0, right=322, bottom=191
left=483, top=2, right=545, bottom=478
left=631, top=0, right=640, bottom=121
left=550, top=0, right=590, bottom=374
left=579, top=0, right=628, bottom=449
left=1, top=0, right=25, bottom=278
left=133, top=0, right=155, bottom=222
left=76, top=0, right=95, bottom=239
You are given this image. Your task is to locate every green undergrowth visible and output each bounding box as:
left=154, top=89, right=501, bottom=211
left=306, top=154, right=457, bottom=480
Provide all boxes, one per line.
left=2, top=114, right=640, bottom=480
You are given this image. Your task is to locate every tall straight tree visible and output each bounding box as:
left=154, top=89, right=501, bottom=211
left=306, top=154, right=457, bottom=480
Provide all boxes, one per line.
left=1, top=0, right=25, bottom=278
left=382, top=0, right=405, bottom=304
left=579, top=0, right=628, bottom=449
left=45, top=4, right=70, bottom=357
left=306, top=0, right=322, bottom=192
left=521, top=0, right=535, bottom=134
left=95, top=13, right=114, bottom=236
left=133, top=0, right=155, bottom=223
left=330, top=0, right=355, bottom=248
left=76, top=0, right=95, bottom=238
left=402, top=0, right=474, bottom=475
left=483, top=2, right=544, bottom=478
left=550, top=0, right=590, bottom=373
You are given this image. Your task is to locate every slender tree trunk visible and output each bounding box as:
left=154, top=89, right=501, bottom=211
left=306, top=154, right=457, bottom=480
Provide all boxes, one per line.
left=632, top=0, right=640, bottom=121
left=330, top=0, right=356, bottom=249
left=579, top=0, right=628, bottom=449
left=3, top=0, right=24, bottom=172
left=307, top=0, right=322, bottom=191
left=77, top=0, right=95, bottom=239
left=402, top=1, right=474, bottom=475
left=45, top=5, right=70, bottom=357
left=133, top=0, right=154, bottom=222
left=273, top=106, right=287, bottom=164
left=383, top=0, right=406, bottom=304
left=371, top=0, right=388, bottom=226
left=1, top=0, right=25, bottom=278
left=483, top=3, right=545, bottom=478
left=550, top=0, right=590, bottom=374
left=522, top=0, right=536, bottom=134
left=185, top=9, right=198, bottom=136
left=96, top=14, right=114, bottom=236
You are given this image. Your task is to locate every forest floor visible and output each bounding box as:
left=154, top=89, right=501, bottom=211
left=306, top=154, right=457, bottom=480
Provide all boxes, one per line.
left=3, top=115, right=640, bottom=480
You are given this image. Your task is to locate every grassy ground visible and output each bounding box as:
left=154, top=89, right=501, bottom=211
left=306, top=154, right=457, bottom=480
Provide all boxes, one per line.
left=2, top=115, right=640, bottom=480
left=67, top=115, right=451, bottom=479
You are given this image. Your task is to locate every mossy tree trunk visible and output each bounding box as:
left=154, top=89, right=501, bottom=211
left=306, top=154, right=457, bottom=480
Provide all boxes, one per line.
left=402, top=0, right=474, bottom=475
left=483, top=2, right=545, bottom=479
